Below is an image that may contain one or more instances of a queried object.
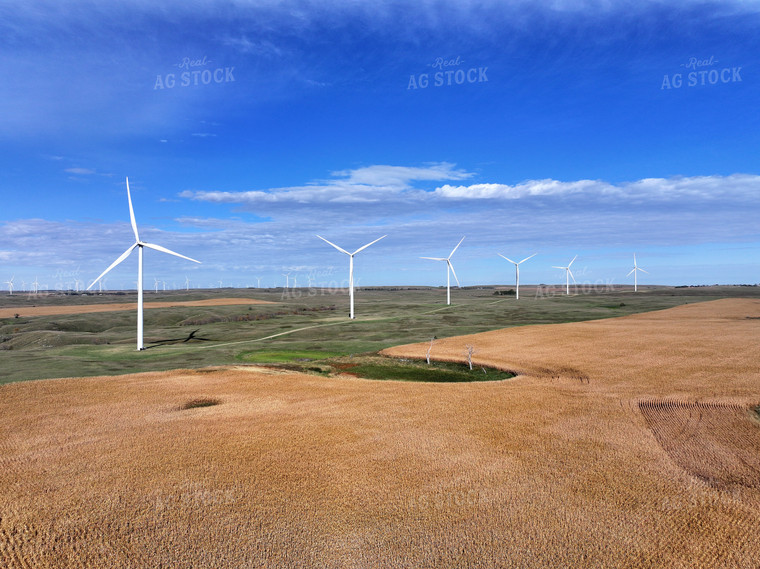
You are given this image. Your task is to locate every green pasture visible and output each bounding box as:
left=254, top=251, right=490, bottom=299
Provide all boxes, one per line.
left=1, top=285, right=758, bottom=384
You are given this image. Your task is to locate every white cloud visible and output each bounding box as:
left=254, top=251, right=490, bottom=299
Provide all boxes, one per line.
left=180, top=162, right=477, bottom=206
left=64, top=167, right=96, bottom=175
left=220, top=35, right=283, bottom=57
left=434, top=174, right=760, bottom=202
left=330, top=162, right=473, bottom=187
left=435, top=179, right=601, bottom=199
left=182, top=167, right=760, bottom=208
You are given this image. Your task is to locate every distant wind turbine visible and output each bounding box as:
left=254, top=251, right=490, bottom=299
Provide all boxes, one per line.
left=552, top=255, right=577, bottom=295
left=87, top=177, right=201, bottom=350
left=282, top=272, right=291, bottom=289
left=5, top=276, right=14, bottom=295
left=497, top=252, right=536, bottom=300
left=422, top=236, right=465, bottom=305
left=627, top=253, right=648, bottom=292
left=317, top=234, right=387, bottom=319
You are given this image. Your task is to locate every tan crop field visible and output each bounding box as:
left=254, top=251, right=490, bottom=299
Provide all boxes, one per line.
left=1, top=298, right=759, bottom=567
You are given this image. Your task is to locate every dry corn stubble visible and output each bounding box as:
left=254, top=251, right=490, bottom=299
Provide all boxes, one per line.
left=1, top=298, right=759, bottom=567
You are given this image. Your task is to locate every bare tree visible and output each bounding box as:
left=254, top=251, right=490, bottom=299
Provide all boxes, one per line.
left=426, top=336, right=436, bottom=364
left=465, top=344, right=476, bottom=370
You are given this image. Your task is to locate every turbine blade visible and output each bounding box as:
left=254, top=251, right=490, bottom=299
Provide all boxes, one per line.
left=626, top=268, right=635, bottom=276
left=448, top=236, right=466, bottom=259
left=568, top=268, right=576, bottom=284
left=316, top=235, right=349, bottom=255
left=568, top=255, right=577, bottom=267
left=498, top=253, right=517, bottom=265
left=448, top=260, right=461, bottom=287
left=353, top=234, right=387, bottom=255
left=126, top=177, right=140, bottom=243
left=87, top=244, right=137, bottom=289
left=639, top=268, right=649, bottom=274
left=551, top=266, right=565, bottom=270
left=518, top=253, right=537, bottom=265
left=421, top=256, right=446, bottom=261
left=142, top=242, right=201, bottom=263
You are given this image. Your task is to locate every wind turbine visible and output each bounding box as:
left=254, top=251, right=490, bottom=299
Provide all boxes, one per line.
left=421, top=236, right=465, bottom=305
left=497, top=252, right=536, bottom=300
left=282, top=272, right=291, bottom=289
left=87, top=177, right=201, bottom=350
left=5, top=276, right=14, bottom=295
left=185, top=276, right=190, bottom=291
left=552, top=255, right=577, bottom=295
left=317, top=234, right=387, bottom=319
left=627, top=253, right=648, bottom=292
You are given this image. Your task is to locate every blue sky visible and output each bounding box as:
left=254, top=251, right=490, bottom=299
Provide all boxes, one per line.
left=1, top=0, right=758, bottom=291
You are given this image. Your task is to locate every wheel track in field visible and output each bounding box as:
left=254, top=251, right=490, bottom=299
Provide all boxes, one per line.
left=639, top=399, right=760, bottom=491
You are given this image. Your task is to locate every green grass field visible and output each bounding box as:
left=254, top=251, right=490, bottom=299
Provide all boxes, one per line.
left=1, top=284, right=758, bottom=384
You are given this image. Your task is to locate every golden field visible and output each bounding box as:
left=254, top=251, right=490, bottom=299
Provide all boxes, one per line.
left=1, top=298, right=759, bottom=567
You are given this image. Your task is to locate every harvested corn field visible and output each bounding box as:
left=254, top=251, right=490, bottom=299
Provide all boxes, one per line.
left=1, top=299, right=759, bottom=567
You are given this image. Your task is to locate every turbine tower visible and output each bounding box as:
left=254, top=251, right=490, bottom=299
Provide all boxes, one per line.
left=421, top=236, right=465, bottom=305
left=552, top=255, right=577, bottom=295
left=5, top=276, right=14, bottom=295
left=497, top=253, right=536, bottom=300
left=627, top=253, right=648, bottom=292
left=317, top=234, right=387, bottom=319
left=87, top=177, right=201, bottom=350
